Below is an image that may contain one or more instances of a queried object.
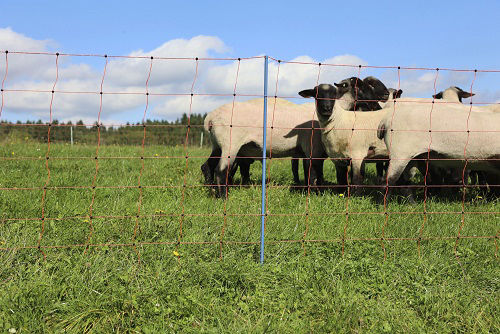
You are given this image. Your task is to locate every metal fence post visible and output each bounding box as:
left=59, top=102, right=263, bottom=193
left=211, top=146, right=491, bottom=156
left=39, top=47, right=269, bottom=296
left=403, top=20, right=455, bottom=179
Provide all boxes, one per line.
left=260, top=55, right=269, bottom=264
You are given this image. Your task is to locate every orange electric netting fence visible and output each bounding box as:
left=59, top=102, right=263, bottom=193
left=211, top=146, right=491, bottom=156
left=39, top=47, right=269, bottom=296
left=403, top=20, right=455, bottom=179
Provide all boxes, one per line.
left=0, top=51, right=498, bottom=263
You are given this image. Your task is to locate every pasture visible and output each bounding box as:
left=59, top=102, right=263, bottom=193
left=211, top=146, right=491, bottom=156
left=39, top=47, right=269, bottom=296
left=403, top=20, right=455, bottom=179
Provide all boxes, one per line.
left=0, top=141, right=499, bottom=333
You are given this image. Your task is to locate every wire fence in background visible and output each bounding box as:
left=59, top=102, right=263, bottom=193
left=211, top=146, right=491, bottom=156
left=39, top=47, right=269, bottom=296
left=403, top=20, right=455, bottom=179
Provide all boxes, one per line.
left=0, top=50, right=498, bottom=263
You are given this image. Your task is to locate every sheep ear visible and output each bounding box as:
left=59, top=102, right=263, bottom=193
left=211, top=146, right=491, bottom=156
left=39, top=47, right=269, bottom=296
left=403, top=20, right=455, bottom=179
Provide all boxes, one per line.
left=459, top=91, right=475, bottom=99
left=299, top=89, right=315, bottom=98
left=334, top=83, right=341, bottom=88
left=356, top=79, right=372, bottom=92
left=362, top=77, right=377, bottom=90
left=395, top=89, right=403, bottom=98
left=433, top=91, right=443, bottom=99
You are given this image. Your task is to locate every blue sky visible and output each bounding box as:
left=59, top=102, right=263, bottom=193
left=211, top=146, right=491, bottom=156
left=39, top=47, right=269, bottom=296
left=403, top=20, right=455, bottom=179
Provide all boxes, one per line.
left=0, top=0, right=498, bottom=123
left=2, top=0, right=499, bottom=68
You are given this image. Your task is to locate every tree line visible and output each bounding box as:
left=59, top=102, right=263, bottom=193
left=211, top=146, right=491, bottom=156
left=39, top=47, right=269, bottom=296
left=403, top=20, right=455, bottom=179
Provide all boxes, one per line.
left=0, top=113, right=211, bottom=146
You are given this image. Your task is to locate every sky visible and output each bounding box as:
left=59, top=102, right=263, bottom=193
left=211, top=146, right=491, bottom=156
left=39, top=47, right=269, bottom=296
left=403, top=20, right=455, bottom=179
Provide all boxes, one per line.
left=0, top=0, right=498, bottom=124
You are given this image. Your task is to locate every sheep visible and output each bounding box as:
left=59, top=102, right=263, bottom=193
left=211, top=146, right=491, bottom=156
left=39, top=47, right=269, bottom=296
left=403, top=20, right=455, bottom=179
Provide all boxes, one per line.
left=378, top=88, right=403, bottom=108
left=201, top=147, right=255, bottom=185
left=377, top=86, right=481, bottom=196
left=336, top=76, right=390, bottom=111
left=372, top=86, right=403, bottom=178
left=376, top=102, right=500, bottom=199
left=298, top=82, right=390, bottom=193
left=433, top=86, right=474, bottom=103
left=373, top=86, right=497, bottom=199
left=430, top=86, right=476, bottom=192
left=203, top=98, right=328, bottom=197
left=433, top=86, right=500, bottom=195
left=203, top=76, right=392, bottom=197
left=333, top=76, right=396, bottom=183
left=202, top=116, right=327, bottom=188
left=434, top=85, right=500, bottom=113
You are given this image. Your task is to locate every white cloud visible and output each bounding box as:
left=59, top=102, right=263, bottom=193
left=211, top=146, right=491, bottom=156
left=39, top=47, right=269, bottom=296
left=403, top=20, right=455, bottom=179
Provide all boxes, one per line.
left=0, top=27, right=55, bottom=52
left=1, top=27, right=498, bottom=123
left=0, top=30, right=235, bottom=122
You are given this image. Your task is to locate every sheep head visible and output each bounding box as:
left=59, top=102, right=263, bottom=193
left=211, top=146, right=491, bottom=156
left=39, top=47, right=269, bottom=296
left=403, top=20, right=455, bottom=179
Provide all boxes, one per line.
left=334, top=77, right=388, bottom=111
left=388, top=88, right=403, bottom=99
left=363, top=76, right=391, bottom=102
left=433, top=86, right=475, bottom=103
left=298, top=84, right=337, bottom=120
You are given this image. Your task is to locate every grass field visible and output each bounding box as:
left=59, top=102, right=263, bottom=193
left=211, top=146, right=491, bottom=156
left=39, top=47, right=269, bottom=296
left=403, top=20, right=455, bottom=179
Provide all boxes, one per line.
left=0, top=141, right=499, bottom=333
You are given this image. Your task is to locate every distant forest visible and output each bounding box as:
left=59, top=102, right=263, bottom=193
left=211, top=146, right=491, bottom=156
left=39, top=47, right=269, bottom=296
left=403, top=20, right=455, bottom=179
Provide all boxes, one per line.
left=0, top=113, right=211, bottom=146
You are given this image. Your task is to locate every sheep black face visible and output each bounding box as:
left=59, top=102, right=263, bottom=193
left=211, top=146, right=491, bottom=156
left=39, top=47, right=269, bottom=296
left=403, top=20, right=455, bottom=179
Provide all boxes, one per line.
left=363, top=76, right=390, bottom=102
left=334, top=77, right=381, bottom=111
left=388, top=88, right=403, bottom=99
left=363, top=77, right=392, bottom=110
left=298, top=84, right=337, bottom=120
left=334, top=77, right=361, bottom=97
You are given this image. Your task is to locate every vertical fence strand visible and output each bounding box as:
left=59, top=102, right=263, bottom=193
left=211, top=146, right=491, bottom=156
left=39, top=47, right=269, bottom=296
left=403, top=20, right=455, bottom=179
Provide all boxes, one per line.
left=84, top=55, right=109, bottom=255
left=38, top=53, right=59, bottom=260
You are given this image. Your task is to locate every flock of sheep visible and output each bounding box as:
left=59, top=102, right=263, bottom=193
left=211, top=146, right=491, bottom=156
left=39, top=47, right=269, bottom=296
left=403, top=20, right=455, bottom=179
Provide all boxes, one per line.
left=200, top=76, right=500, bottom=201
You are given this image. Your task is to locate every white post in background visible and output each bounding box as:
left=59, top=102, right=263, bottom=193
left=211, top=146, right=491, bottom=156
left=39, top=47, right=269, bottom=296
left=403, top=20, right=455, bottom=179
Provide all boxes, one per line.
left=70, top=125, right=73, bottom=146
left=200, top=131, right=204, bottom=147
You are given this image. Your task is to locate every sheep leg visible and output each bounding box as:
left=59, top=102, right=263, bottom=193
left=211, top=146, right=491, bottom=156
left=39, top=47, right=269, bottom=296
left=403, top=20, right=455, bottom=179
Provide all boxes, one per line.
left=473, top=171, right=489, bottom=196
left=292, top=148, right=305, bottom=185
left=350, top=158, right=364, bottom=196
left=311, top=158, right=325, bottom=186
left=238, top=158, right=253, bottom=185
left=442, top=168, right=463, bottom=198
left=485, top=173, right=500, bottom=198
left=215, top=147, right=239, bottom=198
left=360, top=160, right=366, bottom=178
left=376, top=162, right=387, bottom=184
left=302, top=157, right=320, bottom=191
left=426, top=165, right=443, bottom=197
left=302, top=158, right=312, bottom=187
left=305, top=158, right=325, bottom=194
left=384, top=159, right=413, bottom=202
left=201, top=146, right=221, bottom=185
left=292, top=157, right=301, bottom=184
left=229, top=159, right=240, bottom=184
left=334, top=161, right=348, bottom=193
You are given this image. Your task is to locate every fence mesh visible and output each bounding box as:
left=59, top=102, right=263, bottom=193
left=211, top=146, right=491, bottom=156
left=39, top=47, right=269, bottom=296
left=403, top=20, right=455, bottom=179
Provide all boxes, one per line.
left=0, top=50, right=498, bottom=262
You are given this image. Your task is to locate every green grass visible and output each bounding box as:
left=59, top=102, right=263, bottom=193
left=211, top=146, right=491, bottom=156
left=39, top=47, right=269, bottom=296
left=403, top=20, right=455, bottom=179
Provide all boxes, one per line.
left=0, top=142, right=499, bottom=333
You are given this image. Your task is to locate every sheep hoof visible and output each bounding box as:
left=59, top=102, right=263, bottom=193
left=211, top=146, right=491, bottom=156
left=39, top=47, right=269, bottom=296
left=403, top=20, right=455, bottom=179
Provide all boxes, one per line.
left=215, top=186, right=229, bottom=199
left=241, top=177, right=251, bottom=185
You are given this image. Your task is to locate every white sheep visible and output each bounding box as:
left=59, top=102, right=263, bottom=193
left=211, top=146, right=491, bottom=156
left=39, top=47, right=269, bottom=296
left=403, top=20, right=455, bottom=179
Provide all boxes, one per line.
left=204, top=76, right=392, bottom=197
left=432, top=86, right=500, bottom=193
left=378, top=88, right=403, bottom=108
left=431, top=86, right=475, bottom=188
left=376, top=102, right=500, bottom=196
left=434, top=86, right=500, bottom=112
left=203, top=98, right=327, bottom=197
left=433, top=86, right=474, bottom=103
left=299, top=82, right=390, bottom=191
left=386, top=86, right=497, bottom=113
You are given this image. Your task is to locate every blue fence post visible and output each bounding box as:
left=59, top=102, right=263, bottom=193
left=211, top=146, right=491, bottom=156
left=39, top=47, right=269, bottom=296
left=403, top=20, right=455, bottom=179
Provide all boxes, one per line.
left=260, top=55, right=269, bottom=264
